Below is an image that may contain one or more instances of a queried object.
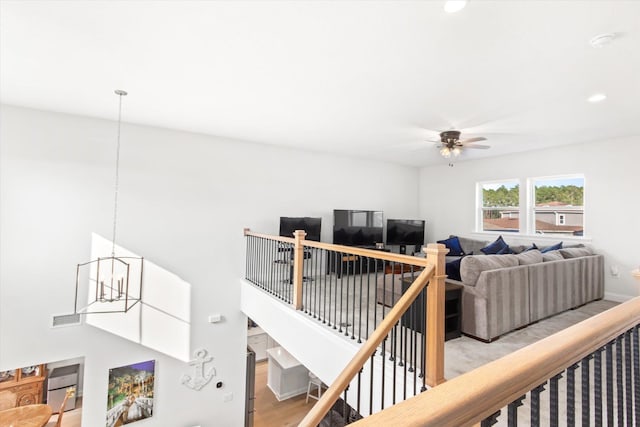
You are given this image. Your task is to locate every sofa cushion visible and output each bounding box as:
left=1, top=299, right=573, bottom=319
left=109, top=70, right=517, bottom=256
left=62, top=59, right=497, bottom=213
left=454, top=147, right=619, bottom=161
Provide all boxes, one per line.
left=542, top=250, right=564, bottom=261
left=438, top=236, right=465, bottom=256
left=541, top=242, right=563, bottom=253
left=564, top=243, right=585, bottom=249
left=460, top=254, right=519, bottom=286
left=452, top=235, right=490, bottom=255
left=559, top=247, right=593, bottom=258
left=510, top=245, right=527, bottom=254
left=480, top=235, right=508, bottom=255
left=515, top=249, right=543, bottom=265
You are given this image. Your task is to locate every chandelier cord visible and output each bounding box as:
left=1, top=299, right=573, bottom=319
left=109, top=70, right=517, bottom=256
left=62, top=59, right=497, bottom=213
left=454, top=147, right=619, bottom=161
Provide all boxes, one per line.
left=111, top=91, right=126, bottom=257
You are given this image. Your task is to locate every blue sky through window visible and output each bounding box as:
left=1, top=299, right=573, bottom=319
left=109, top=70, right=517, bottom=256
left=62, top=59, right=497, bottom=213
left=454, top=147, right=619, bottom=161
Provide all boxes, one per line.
left=482, top=181, right=519, bottom=191
left=535, top=177, right=584, bottom=188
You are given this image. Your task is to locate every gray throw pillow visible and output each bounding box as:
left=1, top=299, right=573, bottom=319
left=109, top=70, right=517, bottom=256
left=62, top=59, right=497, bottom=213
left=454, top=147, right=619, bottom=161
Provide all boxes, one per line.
left=559, top=247, right=593, bottom=258
left=542, top=250, right=564, bottom=262
left=452, top=235, right=490, bottom=255
left=515, top=249, right=543, bottom=265
left=460, top=254, right=519, bottom=286
left=510, top=245, right=527, bottom=254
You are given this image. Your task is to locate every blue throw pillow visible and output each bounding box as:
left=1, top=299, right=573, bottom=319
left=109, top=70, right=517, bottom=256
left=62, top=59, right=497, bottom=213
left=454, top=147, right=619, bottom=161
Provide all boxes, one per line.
left=437, top=236, right=465, bottom=256
left=480, top=235, right=508, bottom=255
left=496, top=245, right=514, bottom=255
left=524, top=243, right=539, bottom=252
left=541, top=242, right=563, bottom=253
left=445, top=255, right=469, bottom=281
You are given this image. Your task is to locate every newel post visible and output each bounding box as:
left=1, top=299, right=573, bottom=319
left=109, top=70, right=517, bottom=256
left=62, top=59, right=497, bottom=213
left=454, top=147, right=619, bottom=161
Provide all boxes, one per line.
left=292, top=230, right=307, bottom=310
left=424, top=243, right=448, bottom=387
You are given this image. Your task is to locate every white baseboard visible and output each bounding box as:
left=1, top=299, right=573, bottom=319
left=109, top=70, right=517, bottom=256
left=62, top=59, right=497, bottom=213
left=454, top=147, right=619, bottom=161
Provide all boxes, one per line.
left=604, top=292, right=635, bottom=303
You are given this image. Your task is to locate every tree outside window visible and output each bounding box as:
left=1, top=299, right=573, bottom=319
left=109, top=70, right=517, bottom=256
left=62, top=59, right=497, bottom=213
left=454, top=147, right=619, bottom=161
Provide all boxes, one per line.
left=480, top=181, right=520, bottom=233
left=532, top=176, right=584, bottom=236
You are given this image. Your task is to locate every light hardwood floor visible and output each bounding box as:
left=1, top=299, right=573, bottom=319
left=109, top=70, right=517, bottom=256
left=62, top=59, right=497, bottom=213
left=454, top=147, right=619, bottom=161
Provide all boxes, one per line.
left=254, top=360, right=316, bottom=427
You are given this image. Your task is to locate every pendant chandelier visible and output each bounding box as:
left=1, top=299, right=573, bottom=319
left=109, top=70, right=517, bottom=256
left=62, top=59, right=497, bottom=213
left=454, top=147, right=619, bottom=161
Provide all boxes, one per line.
left=74, top=90, right=143, bottom=315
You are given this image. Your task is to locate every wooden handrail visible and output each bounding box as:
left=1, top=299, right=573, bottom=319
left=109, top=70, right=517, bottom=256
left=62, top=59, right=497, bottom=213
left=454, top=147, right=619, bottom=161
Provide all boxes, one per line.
left=298, top=264, right=436, bottom=427
left=244, top=228, right=428, bottom=267
left=350, top=297, right=640, bottom=426
left=244, top=228, right=295, bottom=244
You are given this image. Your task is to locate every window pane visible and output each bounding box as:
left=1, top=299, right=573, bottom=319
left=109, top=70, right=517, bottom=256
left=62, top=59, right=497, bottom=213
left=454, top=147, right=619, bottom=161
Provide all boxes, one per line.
left=533, top=176, right=584, bottom=236
left=481, top=181, right=519, bottom=232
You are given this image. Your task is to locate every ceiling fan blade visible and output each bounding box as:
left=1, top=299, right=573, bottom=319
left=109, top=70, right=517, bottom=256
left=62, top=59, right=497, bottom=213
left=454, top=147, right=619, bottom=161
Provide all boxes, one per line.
left=459, top=137, right=487, bottom=143
left=463, top=144, right=491, bottom=149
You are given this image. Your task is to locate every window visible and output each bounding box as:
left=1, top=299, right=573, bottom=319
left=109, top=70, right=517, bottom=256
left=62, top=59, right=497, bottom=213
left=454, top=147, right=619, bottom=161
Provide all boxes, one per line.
left=557, top=214, right=566, bottom=225
left=476, top=174, right=585, bottom=237
left=532, top=175, right=584, bottom=236
left=479, top=180, right=520, bottom=233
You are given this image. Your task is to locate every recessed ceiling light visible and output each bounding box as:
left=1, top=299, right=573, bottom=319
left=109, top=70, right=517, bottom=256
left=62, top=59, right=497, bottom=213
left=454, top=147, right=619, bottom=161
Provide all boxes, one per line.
left=589, top=33, right=616, bottom=48
left=444, top=1, right=468, bottom=13
left=588, top=93, right=607, bottom=103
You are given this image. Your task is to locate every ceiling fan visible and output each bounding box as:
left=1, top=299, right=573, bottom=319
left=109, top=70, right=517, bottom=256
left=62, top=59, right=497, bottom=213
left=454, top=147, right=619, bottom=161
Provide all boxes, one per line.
left=432, top=130, right=490, bottom=158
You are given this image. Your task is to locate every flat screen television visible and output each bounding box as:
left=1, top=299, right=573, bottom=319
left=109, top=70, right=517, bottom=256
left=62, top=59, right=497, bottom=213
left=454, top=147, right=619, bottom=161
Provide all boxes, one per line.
left=386, top=219, right=425, bottom=254
left=279, top=217, right=322, bottom=241
left=333, top=209, right=383, bottom=247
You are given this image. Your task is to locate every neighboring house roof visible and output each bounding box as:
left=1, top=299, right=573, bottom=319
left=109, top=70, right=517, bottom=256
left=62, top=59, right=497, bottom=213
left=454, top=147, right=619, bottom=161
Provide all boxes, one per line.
left=483, top=218, right=519, bottom=231
left=483, top=218, right=583, bottom=233
left=535, top=220, right=583, bottom=232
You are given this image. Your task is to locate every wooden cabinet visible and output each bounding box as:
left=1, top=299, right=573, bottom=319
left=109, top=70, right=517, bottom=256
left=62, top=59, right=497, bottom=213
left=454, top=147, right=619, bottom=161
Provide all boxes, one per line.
left=400, top=282, right=462, bottom=341
left=0, top=364, right=46, bottom=410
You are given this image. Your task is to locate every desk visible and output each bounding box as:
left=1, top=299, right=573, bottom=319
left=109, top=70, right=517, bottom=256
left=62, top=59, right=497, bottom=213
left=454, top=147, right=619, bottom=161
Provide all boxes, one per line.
left=326, top=248, right=388, bottom=278
left=0, top=404, right=52, bottom=427
left=266, top=347, right=308, bottom=401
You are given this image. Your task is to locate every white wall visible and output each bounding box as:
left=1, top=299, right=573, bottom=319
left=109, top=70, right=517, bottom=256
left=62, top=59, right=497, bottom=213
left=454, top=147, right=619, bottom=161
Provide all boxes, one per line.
left=418, top=136, right=640, bottom=300
left=0, top=105, right=420, bottom=426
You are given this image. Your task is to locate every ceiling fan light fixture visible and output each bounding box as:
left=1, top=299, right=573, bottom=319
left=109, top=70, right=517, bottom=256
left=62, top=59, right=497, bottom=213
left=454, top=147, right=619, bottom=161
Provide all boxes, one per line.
left=588, top=93, right=607, bottom=103
left=452, top=147, right=462, bottom=156
left=444, top=0, right=467, bottom=13
left=440, top=147, right=451, bottom=158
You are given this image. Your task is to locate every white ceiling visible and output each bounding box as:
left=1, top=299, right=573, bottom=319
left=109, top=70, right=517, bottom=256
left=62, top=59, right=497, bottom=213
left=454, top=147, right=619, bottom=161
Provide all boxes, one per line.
left=1, top=1, right=639, bottom=167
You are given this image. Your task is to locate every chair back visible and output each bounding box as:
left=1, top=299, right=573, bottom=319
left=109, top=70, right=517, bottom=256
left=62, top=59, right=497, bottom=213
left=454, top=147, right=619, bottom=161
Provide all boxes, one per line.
left=54, top=387, right=76, bottom=427
left=0, top=390, right=16, bottom=411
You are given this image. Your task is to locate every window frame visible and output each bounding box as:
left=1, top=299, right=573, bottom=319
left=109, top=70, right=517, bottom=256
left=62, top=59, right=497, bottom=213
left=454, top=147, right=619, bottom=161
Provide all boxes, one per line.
left=476, top=174, right=587, bottom=240
left=528, top=173, right=585, bottom=238
left=476, top=179, right=523, bottom=234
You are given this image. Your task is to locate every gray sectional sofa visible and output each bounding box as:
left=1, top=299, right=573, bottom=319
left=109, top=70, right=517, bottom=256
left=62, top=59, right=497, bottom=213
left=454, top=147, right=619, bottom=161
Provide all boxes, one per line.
left=447, top=236, right=604, bottom=342
left=375, top=235, right=605, bottom=342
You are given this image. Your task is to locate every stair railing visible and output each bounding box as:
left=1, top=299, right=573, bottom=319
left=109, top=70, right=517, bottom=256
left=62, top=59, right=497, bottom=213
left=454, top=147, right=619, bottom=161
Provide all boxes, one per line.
left=347, top=296, right=640, bottom=426
left=244, top=229, right=449, bottom=423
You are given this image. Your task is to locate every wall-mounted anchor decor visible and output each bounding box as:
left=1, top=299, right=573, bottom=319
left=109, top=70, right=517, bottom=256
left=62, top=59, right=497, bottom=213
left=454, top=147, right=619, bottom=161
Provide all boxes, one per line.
left=181, top=349, right=216, bottom=391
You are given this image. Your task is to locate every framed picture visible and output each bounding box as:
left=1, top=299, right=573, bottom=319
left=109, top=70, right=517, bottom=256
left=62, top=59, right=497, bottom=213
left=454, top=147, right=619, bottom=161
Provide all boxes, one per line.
left=106, top=360, right=155, bottom=426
